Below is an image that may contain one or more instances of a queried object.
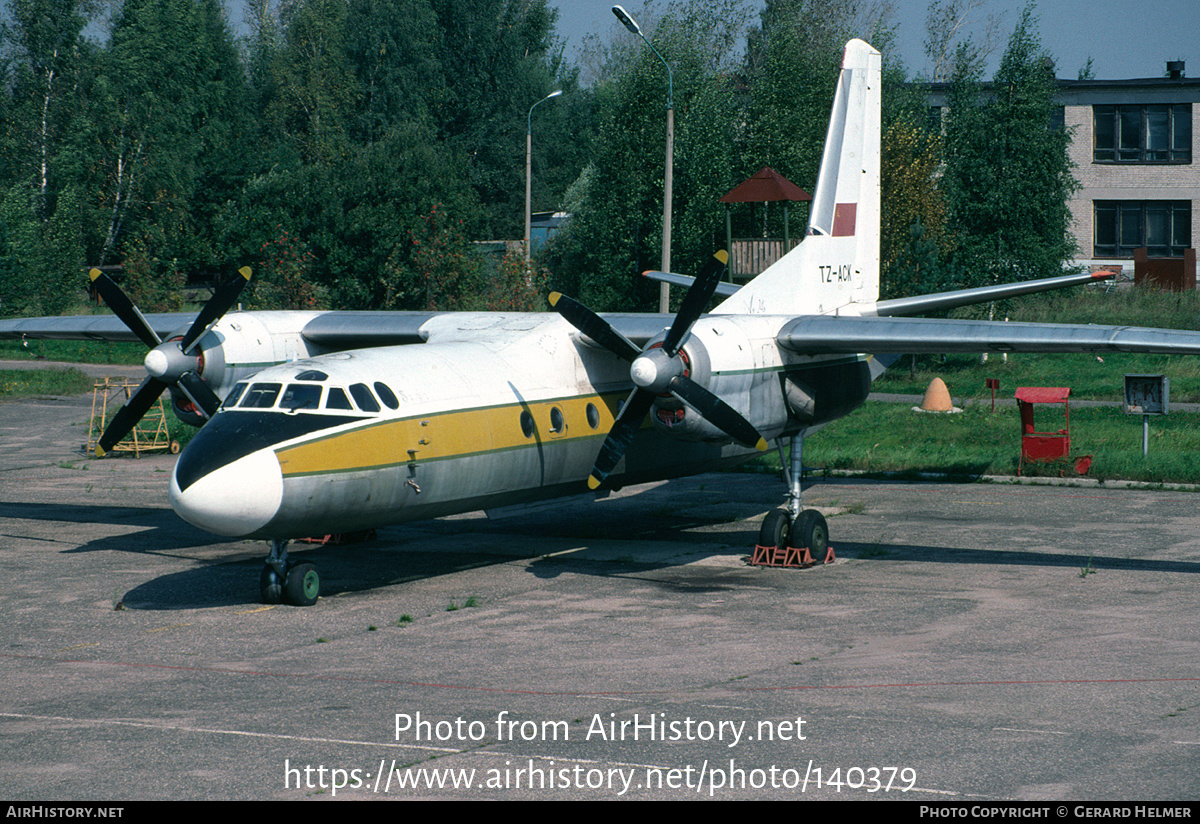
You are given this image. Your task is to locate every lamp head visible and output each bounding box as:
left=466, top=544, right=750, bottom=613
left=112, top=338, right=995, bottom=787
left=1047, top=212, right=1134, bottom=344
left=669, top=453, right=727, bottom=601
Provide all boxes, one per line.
left=612, top=5, right=641, bottom=36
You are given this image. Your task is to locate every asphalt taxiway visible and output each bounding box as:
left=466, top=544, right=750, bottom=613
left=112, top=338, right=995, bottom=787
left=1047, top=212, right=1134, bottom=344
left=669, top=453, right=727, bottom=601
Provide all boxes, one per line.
left=1, top=386, right=1198, bottom=800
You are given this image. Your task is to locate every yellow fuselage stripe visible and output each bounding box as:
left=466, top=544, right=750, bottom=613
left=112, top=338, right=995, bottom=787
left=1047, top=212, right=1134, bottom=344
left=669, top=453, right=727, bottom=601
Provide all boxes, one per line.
left=275, top=391, right=627, bottom=477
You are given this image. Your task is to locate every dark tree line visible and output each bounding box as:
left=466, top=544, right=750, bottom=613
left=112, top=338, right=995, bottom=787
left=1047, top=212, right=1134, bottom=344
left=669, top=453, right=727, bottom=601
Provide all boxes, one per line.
left=0, top=0, right=1076, bottom=317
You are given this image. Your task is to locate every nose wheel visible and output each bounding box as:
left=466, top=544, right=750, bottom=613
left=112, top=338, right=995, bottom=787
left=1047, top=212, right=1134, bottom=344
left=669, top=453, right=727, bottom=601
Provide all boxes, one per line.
left=260, top=539, right=321, bottom=606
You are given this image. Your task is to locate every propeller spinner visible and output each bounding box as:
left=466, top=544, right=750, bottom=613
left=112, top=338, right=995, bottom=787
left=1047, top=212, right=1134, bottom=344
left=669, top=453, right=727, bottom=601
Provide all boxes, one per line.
left=550, top=250, right=767, bottom=489
left=90, top=266, right=251, bottom=456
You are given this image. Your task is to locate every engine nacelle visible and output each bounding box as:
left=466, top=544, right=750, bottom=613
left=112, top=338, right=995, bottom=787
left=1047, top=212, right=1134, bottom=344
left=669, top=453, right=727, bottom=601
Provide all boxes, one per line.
left=645, top=316, right=792, bottom=444
left=164, top=311, right=326, bottom=426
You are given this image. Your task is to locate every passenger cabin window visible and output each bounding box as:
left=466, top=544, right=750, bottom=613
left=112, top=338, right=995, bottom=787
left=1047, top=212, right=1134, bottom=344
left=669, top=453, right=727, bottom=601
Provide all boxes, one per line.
left=349, top=383, right=381, bottom=413
left=280, top=383, right=322, bottom=411
left=241, top=383, right=281, bottom=408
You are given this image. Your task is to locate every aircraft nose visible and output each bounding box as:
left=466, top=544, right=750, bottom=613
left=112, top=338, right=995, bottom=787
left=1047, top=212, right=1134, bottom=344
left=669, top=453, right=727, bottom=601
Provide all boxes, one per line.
left=170, top=447, right=283, bottom=537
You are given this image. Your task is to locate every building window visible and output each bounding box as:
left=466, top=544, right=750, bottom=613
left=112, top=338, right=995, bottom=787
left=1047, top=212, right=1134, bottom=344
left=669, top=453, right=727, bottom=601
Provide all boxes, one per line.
left=1094, top=201, right=1191, bottom=257
left=1094, top=104, right=1191, bottom=163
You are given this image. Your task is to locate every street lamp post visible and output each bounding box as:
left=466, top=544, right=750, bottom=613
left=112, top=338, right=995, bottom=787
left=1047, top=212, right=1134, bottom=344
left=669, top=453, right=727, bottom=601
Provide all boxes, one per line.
left=526, top=89, right=562, bottom=264
left=612, top=5, right=673, bottom=312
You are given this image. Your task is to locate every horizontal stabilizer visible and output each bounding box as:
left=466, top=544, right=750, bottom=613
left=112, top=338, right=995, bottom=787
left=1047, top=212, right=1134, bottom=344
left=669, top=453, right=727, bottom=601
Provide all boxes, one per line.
left=643, top=269, right=740, bottom=298
left=874, top=271, right=1114, bottom=317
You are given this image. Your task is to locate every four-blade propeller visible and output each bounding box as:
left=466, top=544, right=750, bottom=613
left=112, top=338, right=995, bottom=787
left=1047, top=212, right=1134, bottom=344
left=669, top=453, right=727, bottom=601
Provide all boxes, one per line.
left=550, top=250, right=767, bottom=489
left=90, top=266, right=251, bottom=456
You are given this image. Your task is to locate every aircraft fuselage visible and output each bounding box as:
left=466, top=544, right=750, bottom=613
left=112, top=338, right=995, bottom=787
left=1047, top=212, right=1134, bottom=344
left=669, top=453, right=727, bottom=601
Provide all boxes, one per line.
left=169, top=312, right=872, bottom=540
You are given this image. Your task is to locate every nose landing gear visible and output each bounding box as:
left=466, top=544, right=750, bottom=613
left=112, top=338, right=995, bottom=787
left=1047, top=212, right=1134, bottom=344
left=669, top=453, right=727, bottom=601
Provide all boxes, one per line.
left=260, top=539, right=321, bottom=606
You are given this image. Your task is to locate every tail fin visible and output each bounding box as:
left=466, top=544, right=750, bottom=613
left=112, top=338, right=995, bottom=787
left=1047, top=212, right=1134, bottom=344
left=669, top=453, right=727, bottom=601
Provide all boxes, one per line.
left=714, top=39, right=881, bottom=317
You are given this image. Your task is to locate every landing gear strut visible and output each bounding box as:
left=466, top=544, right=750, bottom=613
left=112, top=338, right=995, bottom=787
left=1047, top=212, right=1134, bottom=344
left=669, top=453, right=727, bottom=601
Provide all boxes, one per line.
left=260, top=538, right=321, bottom=606
left=752, top=433, right=832, bottom=567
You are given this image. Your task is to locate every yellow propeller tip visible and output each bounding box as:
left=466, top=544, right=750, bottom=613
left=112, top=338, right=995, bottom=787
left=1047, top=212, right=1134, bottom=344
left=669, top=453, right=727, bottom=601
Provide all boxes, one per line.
left=715, top=250, right=729, bottom=265
left=587, top=475, right=601, bottom=490
left=548, top=292, right=562, bottom=306
left=94, top=446, right=106, bottom=458
left=88, top=268, right=101, bottom=282
left=755, top=438, right=768, bottom=452
left=238, top=266, right=252, bottom=280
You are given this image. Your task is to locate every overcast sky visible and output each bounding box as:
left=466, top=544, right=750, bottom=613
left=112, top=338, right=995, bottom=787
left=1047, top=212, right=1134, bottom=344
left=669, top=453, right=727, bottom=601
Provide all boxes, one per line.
left=549, top=0, right=1198, bottom=81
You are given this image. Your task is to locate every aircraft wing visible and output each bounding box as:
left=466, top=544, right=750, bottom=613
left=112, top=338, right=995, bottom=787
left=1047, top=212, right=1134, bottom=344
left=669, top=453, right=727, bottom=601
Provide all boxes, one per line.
left=0, top=313, right=196, bottom=342
left=303, top=311, right=677, bottom=350
left=778, top=315, right=1200, bottom=356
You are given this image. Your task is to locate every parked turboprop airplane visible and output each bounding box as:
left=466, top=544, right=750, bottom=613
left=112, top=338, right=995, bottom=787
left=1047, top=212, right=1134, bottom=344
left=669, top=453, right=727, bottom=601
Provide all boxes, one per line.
left=6, top=40, right=1200, bottom=607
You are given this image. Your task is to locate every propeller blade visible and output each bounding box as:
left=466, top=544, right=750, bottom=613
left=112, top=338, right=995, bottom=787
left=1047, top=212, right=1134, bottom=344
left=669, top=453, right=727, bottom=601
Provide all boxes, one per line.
left=96, top=376, right=168, bottom=456
left=549, top=292, right=642, bottom=362
left=669, top=375, right=767, bottom=451
left=588, top=389, right=654, bottom=489
left=181, top=266, right=251, bottom=354
left=177, top=372, right=222, bottom=419
left=88, top=269, right=162, bottom=349
left=662, top=250, right=728, bottom=356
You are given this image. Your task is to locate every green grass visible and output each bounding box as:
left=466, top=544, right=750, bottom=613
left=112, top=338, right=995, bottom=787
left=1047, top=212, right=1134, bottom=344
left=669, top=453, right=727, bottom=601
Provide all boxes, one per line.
left=790, top=287, right=1200, bottom=485
left=879, top=287, right=1200, bottom=402
left=0, top=368, right=93, bottom=398
left=0, top=338, right=146, bottom=365
left=747, top=401, right=1200, bottom=485
left=878, top=351, right=1200, bottom=402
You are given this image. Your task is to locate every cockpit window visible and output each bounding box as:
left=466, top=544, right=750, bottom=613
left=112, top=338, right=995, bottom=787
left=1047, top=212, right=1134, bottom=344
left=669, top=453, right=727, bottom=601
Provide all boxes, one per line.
left=280, top=383, right=322, bottom=411
left=295, top=370, right=328, bottom=381
left=374, top=382, right=400, bottom=409
left=326, top=387, right=353, bottom=410
left=240, top=382, right=282, bottom=408
left=222, top=382, right=247, bottom=409
left=349, top=383, right=381, bottom=413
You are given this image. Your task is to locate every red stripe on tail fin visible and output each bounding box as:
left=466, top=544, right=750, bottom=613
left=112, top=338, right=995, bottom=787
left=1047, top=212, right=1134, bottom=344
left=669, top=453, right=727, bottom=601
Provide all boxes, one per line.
left=832, top=203, right=857, bottom=236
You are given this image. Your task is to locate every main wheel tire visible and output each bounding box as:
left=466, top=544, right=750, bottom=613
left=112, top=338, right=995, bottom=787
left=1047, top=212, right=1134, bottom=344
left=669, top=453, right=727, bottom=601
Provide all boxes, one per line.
left=260, top=564, right=283, bottom=605
left=758, top=508, right=792, bottom=548
left=793, top=509, right=829, bottom=556
left=284, top=562, right=320, bottom=606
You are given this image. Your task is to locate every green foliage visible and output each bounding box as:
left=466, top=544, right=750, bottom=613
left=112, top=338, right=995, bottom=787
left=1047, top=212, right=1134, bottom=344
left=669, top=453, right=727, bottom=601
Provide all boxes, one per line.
left=477, top=249, right=550, bottom=312
left=407, top=202, right=482, bottom=310
left=940, top=3, right=1077, bottom=291
left=741, top=0, right=846, bottom=201
left=0, top=182, right=86, bottom=315
left=92, top=0, right=246, bottom=279
left=252, top=227, right=325, bottom=310
left=0, top=0, right=1080, bottom=322
left=547, top=0, right=752, bottom=311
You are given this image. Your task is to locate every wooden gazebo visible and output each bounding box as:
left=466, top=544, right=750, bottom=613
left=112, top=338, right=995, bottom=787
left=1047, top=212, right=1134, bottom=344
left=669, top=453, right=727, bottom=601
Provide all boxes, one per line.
left=720, top=167, right=811, bottom=281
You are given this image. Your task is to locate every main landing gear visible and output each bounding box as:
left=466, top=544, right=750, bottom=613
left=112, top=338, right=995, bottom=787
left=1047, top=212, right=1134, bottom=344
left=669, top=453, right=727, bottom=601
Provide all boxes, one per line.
left=260, top=539, right=320, bottom=606
left=751, top=433, right=834, bottom=567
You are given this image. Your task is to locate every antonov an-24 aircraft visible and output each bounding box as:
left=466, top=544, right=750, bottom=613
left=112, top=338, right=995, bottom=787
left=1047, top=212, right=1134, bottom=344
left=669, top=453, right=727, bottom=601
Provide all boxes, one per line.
left=7, top=40, right=1200, bottom=606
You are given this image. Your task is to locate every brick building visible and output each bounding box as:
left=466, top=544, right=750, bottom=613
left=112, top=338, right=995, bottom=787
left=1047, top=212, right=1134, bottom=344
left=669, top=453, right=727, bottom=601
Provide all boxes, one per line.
left=930, top=62, right=1199, bottom=285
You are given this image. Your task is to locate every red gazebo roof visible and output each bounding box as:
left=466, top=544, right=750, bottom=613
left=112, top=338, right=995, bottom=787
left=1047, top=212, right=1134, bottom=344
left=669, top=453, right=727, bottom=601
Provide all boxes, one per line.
left=720, top=167, right=811, bottom=204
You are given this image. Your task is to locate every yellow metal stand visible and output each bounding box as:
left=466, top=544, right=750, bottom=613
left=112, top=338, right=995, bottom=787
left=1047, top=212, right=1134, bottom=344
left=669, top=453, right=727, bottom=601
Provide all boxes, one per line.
left=88, top=377, right=180, bottom=456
